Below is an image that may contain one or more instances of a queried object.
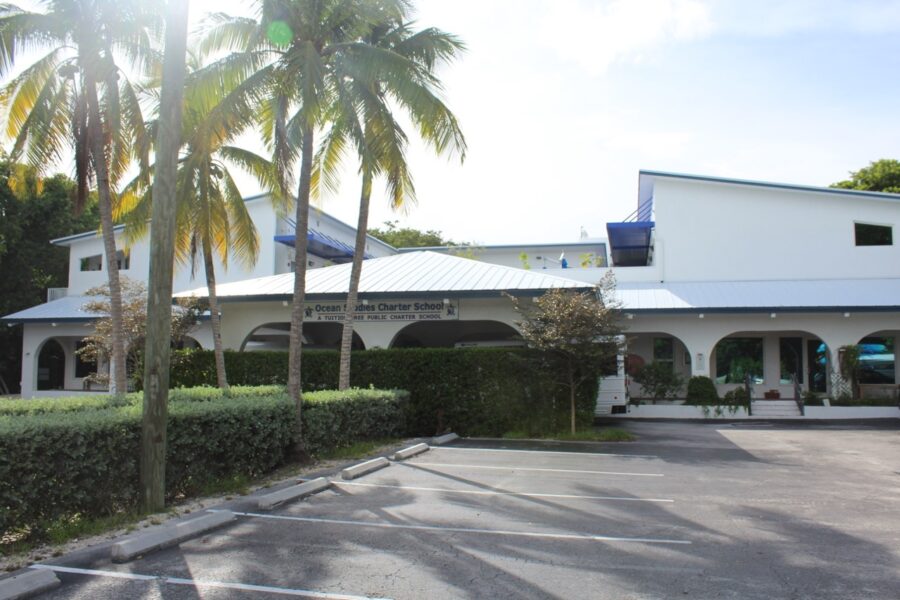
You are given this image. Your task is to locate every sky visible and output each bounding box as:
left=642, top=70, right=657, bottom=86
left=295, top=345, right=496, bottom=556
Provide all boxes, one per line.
left=11, top=0, right=900, bottom=245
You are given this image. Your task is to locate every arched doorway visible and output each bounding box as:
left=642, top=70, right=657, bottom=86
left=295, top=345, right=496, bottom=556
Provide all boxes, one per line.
left=240, top=322, right=365, bottom=351
left=37, top=339, right=65, bottom=390
left=855, top=331, right=897, bottom=392
left=390, top=320, right=521, bottom=348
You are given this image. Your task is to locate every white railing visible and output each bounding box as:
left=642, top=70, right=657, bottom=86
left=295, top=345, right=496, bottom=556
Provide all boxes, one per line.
left=47, top=287, right=68, bottom=302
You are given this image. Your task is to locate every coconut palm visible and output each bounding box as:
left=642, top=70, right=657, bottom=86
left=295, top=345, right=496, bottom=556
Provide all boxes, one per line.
left=0, top=0, right=160, bottom=394
left=199, top=0, right=416, bottom=453
left=121, top=50, right=285, bottom=391
left=314, top=19, right=466, bottom=390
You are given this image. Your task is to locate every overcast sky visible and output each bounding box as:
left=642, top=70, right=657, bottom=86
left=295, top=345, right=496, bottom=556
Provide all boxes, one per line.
left=13, top=1, right=900, bottom=244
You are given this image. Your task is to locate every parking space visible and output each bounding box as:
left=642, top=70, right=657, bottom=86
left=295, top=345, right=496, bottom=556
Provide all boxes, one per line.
left=27, top=421, right=900, bottom=599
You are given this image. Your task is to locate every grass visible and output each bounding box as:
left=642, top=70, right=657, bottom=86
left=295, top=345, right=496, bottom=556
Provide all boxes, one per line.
left=317, top=438, right=401, bottom=461
left=502, top=428, right=635, bottom=442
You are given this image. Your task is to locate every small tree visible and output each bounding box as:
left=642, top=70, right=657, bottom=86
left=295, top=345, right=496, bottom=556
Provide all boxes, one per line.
left=508, top=274, right=623, bottom=434
left=78, top=278, right=198, bottom=389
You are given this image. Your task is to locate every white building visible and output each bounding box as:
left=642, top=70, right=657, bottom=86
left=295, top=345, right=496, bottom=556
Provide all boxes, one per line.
left=4, top=170, right=899, bottom=409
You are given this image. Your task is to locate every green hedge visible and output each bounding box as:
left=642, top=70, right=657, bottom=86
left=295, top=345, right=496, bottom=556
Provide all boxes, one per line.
left=0, top=387, right=405, bottom=539
left=166, top=348, right=599, bottom=437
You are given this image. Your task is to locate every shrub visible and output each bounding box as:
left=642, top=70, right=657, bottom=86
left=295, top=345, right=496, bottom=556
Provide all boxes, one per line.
left=632, top=362, right=684, bottom=399
left=686, top=376, right=719, bottom=405
left=722, top=386, right=749, bottom=405
left=165, top=348, right=600, bottom=437
left=801, top=390, right=824, bottom=406
left=0, top=387, right=406, bottom=539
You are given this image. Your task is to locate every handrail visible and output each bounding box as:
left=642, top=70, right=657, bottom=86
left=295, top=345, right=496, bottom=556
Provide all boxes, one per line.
left=744, top=374, right=753, bottom=416
left=792, top=374, right=804, bottom=416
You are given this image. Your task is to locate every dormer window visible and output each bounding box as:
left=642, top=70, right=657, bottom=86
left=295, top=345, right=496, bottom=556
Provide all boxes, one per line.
left=855, top=222, right=892, bottom=246
left=79, top=250, right=130, bottom=271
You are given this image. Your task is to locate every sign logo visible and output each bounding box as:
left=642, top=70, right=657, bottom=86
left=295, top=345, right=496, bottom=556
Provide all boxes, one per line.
left=306, top=299, right=459, bottom=322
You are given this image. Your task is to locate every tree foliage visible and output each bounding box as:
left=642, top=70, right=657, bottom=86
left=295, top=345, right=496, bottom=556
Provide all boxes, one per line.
left=369, top=220, right=457, bottom=247
left=831, top=159, right=900, bottom=193
left=77, top=278, right=199, bottom=389
left=633, top=362, right=684, bottom=400
left=0, top=159, right=98, bottom=393
left=507, top=273, right=624, bottom=433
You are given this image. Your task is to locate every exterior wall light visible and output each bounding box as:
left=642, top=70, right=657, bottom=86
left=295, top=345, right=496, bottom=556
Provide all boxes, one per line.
left=770, top=313, right=777, bottom=319
left=698, top=313, right=705, bottom=319
left=843, top=312, right=850, bottom=318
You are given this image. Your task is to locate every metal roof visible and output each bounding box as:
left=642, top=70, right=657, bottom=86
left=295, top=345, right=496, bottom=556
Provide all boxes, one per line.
left=1, top=296, right=96, bottom=323
left=616, top=279, right=900, bottom=313
left=639, top=170, right=900, bottom=203
left=176, top=250, right=593, bottom=301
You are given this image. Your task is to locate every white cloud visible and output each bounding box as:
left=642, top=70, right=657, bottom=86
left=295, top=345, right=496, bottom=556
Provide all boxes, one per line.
left=538, top=0, right=715, bottom=75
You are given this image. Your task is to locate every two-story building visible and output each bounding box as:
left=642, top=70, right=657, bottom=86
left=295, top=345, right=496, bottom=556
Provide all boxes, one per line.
left=4, top=170, right=899, bottom=406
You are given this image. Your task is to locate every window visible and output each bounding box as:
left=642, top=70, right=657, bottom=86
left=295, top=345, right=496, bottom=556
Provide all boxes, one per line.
left=715, top=338, right=764, bottom=384
left=779, top=337, right=803, bottom=384
left=858, top=337, right=895, bottom=384
left=855, top=222, right=892, bottom=246
left=653, top=337, right=674, bottom=371
left=79, top=250, right=129, bottom=271
left=80, top=254, right=102, bottom=271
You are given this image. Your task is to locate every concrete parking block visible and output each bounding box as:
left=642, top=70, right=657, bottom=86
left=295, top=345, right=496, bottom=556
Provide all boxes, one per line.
left=392, top=443, right=429, bottom=461
left=341, top=457, right=390, bottom=480
left=431, top=433, right=459, bottom=445
left=0, top=568, right=61, bottom=600
left=111, top=510, right=236, bottom=563
left=256, top=477, right=332, bottom=510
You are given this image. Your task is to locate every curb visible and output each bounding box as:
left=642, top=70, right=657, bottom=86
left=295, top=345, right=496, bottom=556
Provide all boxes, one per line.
left=0, top=569, right=61, bottom=600
left=111, top=510, right=236, bottom=563
left=431, top=432, right=459, bottom=445
left=256, top=477, right=332, bottom=510
left=392, top=443, right=430, bottom=461
left=341, top=457, right=390, bottom=480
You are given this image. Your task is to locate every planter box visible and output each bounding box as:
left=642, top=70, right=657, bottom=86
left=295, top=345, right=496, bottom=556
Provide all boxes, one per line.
left=764, top=390, right=781, bottom=399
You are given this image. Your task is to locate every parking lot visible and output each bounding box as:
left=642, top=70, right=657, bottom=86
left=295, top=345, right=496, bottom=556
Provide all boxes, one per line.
left=24, top=421, right=900, bottom=599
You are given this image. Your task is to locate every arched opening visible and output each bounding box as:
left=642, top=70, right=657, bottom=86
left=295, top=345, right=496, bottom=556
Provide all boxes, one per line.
left=711, top=331, right=829, bottom=395
left=241, top=322, right=364, bottom=351
left=174, top=336, right=202, bottom=351
left=623, top=332, right=692, bottom=401
left=37, top=338, right=65, bottom=391
left=390, top=320, right=522, bottom=348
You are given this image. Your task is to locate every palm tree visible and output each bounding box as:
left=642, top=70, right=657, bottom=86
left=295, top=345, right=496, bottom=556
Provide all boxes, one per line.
left=122, top=50, right=285, bottom=391
left=0, top=0, right=160, bottom=394
left=316, top=19, right=467, bottom=390
left=199, top=0, right=413, bottom=454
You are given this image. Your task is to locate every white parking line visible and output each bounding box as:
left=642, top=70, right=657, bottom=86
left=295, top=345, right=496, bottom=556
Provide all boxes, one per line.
left=30, top=565, right=392, bottom=600
left=406, top=461, right=664, bottom=477
left=434, top=447, right=658, bottom=459
left=335, top=481, right=674, bottom=503
left=229, top=511, right=691, bottom=545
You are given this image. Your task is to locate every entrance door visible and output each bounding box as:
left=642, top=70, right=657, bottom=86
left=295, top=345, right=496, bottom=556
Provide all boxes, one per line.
left=37, top=339, right=66, bottom=390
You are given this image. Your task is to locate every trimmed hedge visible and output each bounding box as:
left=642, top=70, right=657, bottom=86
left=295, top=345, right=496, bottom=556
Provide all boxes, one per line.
left=166, top=348, right=599, bottom=437
left=0, top=387, right=405, bottom=538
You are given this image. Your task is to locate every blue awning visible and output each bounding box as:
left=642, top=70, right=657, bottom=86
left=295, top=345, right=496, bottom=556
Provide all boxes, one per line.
left=606, top=221, right=654, bottom=267
left=274, top=228, right=372, bottom=261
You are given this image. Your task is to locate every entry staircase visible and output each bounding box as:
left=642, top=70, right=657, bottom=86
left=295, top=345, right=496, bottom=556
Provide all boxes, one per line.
left=750, top=400, right=802, bottom=418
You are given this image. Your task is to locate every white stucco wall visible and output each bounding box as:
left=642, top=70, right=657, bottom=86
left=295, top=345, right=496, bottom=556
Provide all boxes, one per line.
left=652, top=178, right=900, bottom=282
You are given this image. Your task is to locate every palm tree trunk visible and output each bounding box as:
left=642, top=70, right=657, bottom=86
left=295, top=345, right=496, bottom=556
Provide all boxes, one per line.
left=203, top=237, right=228, bottom=390
left=338, top=170, right=373, bottom=390
left=288, top=125, right=314, bottom=457
left=84, top=75, right=126, bottom=395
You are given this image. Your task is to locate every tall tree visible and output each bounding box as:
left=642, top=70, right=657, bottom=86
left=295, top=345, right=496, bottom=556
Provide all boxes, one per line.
left=140, top=0, right=188, bottom=512
left=314, top=18, right=466, bottom=390
left=0, top=0, right=160, bottom=394
left=831, top=159, right=900, bottom=193
left=122, top=50, right=284, bottom=391
left=200, top=0, right=417, bottom=456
